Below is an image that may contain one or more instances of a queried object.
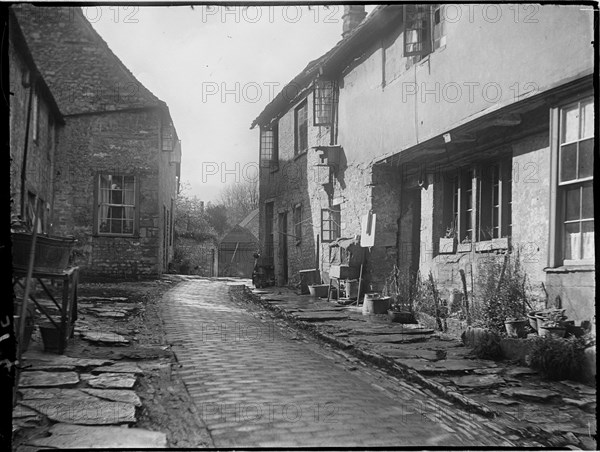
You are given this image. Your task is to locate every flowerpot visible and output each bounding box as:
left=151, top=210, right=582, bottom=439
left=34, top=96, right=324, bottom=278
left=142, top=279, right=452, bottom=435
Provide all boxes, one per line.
left=538, top=326, right=566, bottom=338
left=12, top=233, right=75, bottom=273
left=308, top=284, right=329, bottom=298
left=457, top=242, right=472, bottom=253
left=388, top=310, right=416, bottom=324
left=527, top=312, right=539, bottom=330
left=39, top=322, right=63, bottom=354
left=504, top=320, right=527, bottom=338
left=362, top=294, right=390, bottom=315
left=438, top=237, right=456, bottom=254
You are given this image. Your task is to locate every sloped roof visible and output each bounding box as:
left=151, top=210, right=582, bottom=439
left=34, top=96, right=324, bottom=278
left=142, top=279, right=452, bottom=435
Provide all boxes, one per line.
left=238, top=208, right=259, bottom=229
left=250, top=5, right=403, bottom=129
left=12, top=5, right=162, bottom=116
left=8, top=8, right=64, bottom=123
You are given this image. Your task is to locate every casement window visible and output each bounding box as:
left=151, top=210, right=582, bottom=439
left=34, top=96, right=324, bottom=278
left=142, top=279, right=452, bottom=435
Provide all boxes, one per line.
left=404, top=4, right=446, bottom=57
left=294, top=100, right=308, bottom=155
left=313, top=79, right=337, bottom=126
left=555, top=98, right=594, bottom=264
left=32, top=84, right=39, bottom=143
left=293, top=204, right=302, bottom=243
left=96, top=174, right=137, bottom=236
left=260, top=123, right=278, bottom=169
left=264, top=201, right=275, bottom=264
left=478, top=161, right=512, bottom=241
left=444, top=161, right=512, bottom=246
left=321, top=206, right=341, bottom=243
left=162, top=120, right=174, bottom=152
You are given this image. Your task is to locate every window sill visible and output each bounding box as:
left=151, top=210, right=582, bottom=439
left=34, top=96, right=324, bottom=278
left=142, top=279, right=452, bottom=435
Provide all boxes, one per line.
left=294, top=150, right=308, bottom=161
left=95, top=233, right=137, bottom=239
left=544, top=263, right=595, bottom=273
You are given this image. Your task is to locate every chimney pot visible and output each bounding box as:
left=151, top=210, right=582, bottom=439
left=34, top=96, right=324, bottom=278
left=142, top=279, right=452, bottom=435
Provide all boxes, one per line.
left=342, top=5, right=367, bottom=38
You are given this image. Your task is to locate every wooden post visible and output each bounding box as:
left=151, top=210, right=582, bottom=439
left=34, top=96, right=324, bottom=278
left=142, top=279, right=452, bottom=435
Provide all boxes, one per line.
left=459, top=269, right=470, bottom=325
left=428, top=271, right=444, bottom=332
left=356, top=248, right=367, bottom=306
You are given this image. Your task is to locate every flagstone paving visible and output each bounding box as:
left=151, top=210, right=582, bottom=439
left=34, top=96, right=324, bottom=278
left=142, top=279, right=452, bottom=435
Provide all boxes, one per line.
left=161, top=279, right=515, bottom=448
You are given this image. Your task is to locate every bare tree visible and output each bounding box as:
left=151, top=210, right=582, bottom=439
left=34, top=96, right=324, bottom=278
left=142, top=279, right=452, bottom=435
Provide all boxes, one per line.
left=218, top=179, right=258, bottom=226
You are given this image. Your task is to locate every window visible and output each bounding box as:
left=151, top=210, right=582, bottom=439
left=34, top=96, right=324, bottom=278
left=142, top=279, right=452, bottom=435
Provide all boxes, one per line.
left=162, top=120, right=174, bottom=151
left=293, top=204, right=302, bottom=244
left=558, top=98, right=594, bottom=263
left=313, top=79, right=337, bottom=126
left=443, top=161, right=512, bottom=246
left=294, top=100, right=308, bottom=155
left=478, top=161, right=512, bottom=241
left=32, top=84, right=39, bottom=143
left=265, top=202, right=274, bottom=264
left=404, top=4, right=446, bottom=57
left=96, top=174, right=136, bottom=236
left=260, top=123, right=278, bottom=169
left=321, top=206, right=341, bottom=242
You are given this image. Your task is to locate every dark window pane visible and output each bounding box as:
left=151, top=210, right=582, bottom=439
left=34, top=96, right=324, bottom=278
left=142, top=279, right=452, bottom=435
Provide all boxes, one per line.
left=565, top=186, right=581, bottom=221
left=579, top=138, right=594, bottom=179
left=560, top=143, right=577, bottom=182
left=582, top=183, right=594, bottom=219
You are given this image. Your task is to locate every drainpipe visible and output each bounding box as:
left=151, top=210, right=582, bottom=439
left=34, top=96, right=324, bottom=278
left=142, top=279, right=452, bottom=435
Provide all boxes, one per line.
left=20, top=80, right=35, bottom=218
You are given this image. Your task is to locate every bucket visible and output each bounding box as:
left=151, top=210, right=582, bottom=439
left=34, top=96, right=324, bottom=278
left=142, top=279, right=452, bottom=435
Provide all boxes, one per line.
left=308, top=284, right=329, bottom=298
left=362, top=294, right=391, bottom=315
left=39, top=322, right=62, bottom=354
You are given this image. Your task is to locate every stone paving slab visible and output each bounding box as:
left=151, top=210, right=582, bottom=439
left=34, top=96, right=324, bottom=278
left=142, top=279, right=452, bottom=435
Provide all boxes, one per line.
left=26, top=424, right=166, bottom=448
left=20, top=389, right=136, bottom=424
left=448, top=374, right=506, bottom=389
left=81, top=372, right=137, bottom=389
left=500, top=388, right=562, bottom=403
left=81, top=388, right=142, bottom=406
left=23, top=352, right=114, bottom=369
left=356, top=334, right=433, bottom=344
left=19, top=371, right=80, bottom=388
left=91, top=362, right=144, bottom=375
left=395, top=358, right=497, bottom=374
left=290, top=311, right=349, bottom=321
left=81, top=331, right=130, bottom=345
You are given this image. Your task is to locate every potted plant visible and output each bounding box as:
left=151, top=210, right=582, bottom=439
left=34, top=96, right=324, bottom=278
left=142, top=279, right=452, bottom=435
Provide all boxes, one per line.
left=388, top=298, right=417, bottom=323
left=504, top=316, right=528, bottom=338
left=439, top=222, right=457, bottom=254
left=538, top=311, right=567, bottom=338
left=457, top=236, right=472, bottom=253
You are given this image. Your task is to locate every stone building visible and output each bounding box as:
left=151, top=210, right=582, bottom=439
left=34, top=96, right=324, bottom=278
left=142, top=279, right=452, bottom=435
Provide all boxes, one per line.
left=12, top=5, right=181, bottom=278
left=252, top=5, right=594, bottom=322
left=9, top=8, right=64, bottom=233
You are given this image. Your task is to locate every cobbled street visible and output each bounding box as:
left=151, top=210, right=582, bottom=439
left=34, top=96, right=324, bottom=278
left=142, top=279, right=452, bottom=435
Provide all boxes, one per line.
left=162, top=278, right=512, bottom=447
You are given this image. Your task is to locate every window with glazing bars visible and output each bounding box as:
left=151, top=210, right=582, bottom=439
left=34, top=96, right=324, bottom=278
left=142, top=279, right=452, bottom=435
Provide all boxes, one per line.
left=97, top=174, right=136, bottom=235
left=558, top=98, right=594, bottom=263
left=321, top=206, right=341, bottom=242
left=260, top=124, right=278, bottom=168
left=295, top=100, right=308, bottom=155
left=313, top=80, right=337, bottom=126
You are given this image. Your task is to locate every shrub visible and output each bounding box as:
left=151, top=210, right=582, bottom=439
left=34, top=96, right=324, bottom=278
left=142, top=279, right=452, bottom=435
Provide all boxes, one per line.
left=471, top=331, right=503, bottom=360
left=528, top=335, right=586, bottom=380
left=472, top=251, right=529, bottom=335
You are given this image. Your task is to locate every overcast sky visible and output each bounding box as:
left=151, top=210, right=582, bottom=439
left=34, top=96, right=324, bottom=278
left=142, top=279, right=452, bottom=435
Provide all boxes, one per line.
left=90, top=5, right=375, bottom=203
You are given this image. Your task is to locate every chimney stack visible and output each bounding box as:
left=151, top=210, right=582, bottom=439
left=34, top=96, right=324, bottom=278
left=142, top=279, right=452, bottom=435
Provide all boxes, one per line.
left=342, top=5, right=367, bottom=38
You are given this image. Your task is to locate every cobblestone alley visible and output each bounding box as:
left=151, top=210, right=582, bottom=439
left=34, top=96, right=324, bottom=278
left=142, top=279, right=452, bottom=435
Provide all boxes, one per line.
left=161, top=278, right=513, bottom=448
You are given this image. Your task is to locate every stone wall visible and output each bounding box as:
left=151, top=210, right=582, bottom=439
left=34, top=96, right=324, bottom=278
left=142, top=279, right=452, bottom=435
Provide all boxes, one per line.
left=9, top=28, right=61, bottom=231
left=52, top=109, right=164, bottom=278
